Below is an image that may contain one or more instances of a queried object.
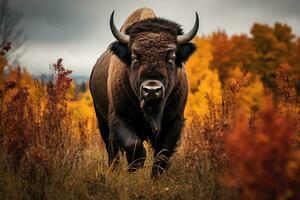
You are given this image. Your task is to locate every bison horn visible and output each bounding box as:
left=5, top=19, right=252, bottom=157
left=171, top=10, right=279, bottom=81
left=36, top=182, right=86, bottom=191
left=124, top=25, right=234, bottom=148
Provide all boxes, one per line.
left=110, top=11, right=130, bottom=44
left=177, top=12, right=199, bottom=44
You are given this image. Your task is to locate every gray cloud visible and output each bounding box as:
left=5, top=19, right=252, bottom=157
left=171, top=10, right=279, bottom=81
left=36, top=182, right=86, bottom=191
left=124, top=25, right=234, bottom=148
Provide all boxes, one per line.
left=8, top=0, right=300, bottom=75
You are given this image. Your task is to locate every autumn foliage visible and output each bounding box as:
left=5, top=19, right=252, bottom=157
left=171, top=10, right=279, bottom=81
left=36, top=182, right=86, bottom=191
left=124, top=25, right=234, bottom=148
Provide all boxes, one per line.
left=0, top=22, right=300, bottom=199
left=224, top=105, right=300, bottom=200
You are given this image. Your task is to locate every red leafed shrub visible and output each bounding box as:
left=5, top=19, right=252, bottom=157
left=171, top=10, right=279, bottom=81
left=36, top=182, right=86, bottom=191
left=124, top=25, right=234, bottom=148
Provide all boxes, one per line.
left=0, top=58, right=74, bottom=172
left=0, top=82, right=34, bottom=171
left=45, top=58, right=72, bottom=120
left=224, top=105, right=300, bottom=200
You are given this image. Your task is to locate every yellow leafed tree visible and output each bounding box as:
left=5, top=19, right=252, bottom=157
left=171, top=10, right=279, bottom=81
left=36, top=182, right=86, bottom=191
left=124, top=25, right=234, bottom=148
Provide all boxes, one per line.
left=185, top=37, right=222, bottom=117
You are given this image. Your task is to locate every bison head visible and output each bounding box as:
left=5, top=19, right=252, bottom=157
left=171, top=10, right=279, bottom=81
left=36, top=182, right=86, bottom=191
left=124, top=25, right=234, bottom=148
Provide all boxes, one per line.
left=110, top=11, right=198, bottom=134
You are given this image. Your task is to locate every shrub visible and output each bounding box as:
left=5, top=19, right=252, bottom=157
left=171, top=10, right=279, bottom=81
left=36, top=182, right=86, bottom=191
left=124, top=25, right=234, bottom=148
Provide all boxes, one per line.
left=224, top=104, right=300, bottom=200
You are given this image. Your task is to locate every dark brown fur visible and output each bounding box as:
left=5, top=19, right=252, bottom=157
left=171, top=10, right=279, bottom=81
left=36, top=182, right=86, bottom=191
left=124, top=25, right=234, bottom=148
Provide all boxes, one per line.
left=90, top=8, right=196, bottom=178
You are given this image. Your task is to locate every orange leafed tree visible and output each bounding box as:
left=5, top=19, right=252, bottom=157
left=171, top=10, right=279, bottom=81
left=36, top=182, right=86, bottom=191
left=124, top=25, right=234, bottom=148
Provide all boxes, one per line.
left=209, top=31, right=255, bottom=86
left=224, top=104, right=300, bottom=200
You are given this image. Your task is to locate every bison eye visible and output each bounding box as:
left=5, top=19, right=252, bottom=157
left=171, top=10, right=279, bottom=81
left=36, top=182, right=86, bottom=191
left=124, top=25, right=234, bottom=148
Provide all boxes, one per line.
left=131, top=55, right=139, bottom=68
left=167, top=52, right=176, bottom=67
left=167, top=58, right=175, bottom=65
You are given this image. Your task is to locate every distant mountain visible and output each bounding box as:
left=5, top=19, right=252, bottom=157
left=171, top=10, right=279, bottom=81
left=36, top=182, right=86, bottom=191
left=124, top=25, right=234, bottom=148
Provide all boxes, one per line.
left=72, top=75, right=90, bottom=84
left=32, top=74, right=90, bottom=84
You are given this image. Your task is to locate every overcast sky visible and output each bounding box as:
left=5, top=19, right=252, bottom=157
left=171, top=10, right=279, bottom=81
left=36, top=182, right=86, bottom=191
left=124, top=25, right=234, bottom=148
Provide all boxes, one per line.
left=9, top=0, right=300, bottom=76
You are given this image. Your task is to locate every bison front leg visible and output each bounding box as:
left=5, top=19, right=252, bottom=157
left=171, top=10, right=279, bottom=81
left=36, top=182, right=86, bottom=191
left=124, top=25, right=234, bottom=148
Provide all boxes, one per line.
left=151, top=117, right=184, bottom=179
left=93, top=108, right=120, bottom=168
left=110, top=114, right=146, bottom=171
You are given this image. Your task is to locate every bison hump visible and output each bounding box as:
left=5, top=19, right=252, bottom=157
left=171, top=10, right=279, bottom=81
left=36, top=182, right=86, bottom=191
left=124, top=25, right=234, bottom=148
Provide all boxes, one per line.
left=120, top=8, right=156, bottom=32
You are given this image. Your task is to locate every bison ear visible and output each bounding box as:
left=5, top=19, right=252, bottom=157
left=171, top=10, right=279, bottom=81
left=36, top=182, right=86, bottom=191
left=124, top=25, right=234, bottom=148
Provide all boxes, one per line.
left=176, top=43, right=196, bottom=66
left=110, top=41, right=131, bottom=65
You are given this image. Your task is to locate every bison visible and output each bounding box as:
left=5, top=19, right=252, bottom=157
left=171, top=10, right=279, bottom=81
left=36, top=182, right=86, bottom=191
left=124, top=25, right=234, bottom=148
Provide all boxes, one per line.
left=90, top=8, right=198, bottom=178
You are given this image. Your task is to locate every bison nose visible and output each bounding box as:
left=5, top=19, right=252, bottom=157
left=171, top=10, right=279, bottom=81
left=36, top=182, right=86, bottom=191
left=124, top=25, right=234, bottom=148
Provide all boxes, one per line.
left=140, top=80, right=164, bottom=101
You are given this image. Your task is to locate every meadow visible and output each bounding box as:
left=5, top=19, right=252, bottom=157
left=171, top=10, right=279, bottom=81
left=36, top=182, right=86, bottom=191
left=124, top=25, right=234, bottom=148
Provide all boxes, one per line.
left=0, top=23, right=300, bottom=200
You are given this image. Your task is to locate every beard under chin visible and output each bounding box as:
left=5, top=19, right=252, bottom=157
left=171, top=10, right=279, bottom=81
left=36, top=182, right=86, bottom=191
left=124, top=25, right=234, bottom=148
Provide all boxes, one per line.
left=140, top=99, right=163, bottom=135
